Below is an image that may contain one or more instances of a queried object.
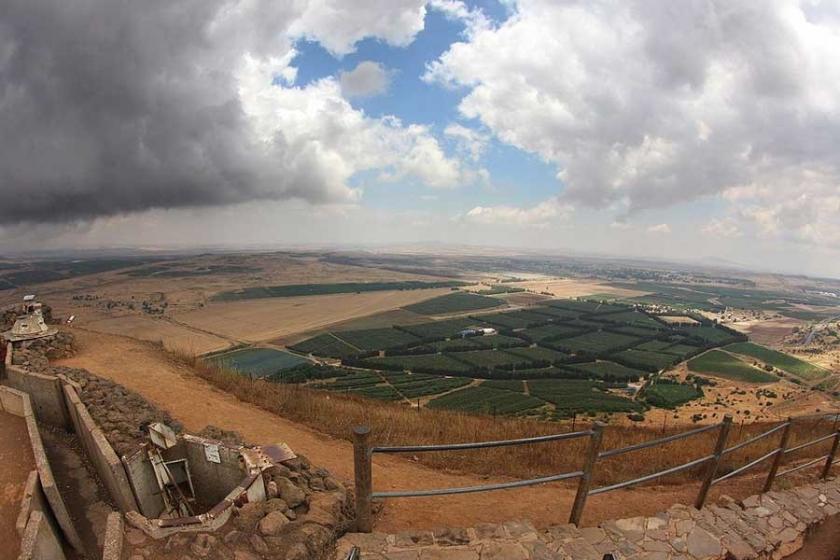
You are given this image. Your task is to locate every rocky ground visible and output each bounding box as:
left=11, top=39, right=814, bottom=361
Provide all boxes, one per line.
left=125, top=454, right=353, bottom=560
left=337, top=478, right=840, bottom=560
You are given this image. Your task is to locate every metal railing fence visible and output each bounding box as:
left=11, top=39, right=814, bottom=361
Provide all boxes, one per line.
left=351, top=412, right=840, bottom=532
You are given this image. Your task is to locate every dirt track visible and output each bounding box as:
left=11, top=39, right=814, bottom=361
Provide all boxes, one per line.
left=58, top=329, right=762, bottom=532
left=1, top=411, right=34, bottom=559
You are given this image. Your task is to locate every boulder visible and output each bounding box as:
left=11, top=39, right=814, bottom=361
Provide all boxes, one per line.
left=259, top=511, right=290, bottom=536
left=276, top=477, right=306, bottom=508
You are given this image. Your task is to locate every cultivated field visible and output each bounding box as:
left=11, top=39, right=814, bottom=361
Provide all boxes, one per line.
left=687, top=350, right=777, bottom=383
left=504, top=278, right=651, bottom=299
left=79, top=315, right=232, bottom=354
left=172, top=288, right=453, bottom=342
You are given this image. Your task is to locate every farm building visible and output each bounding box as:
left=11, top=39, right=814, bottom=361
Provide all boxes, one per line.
left=458, top=327, right=498, bottom=337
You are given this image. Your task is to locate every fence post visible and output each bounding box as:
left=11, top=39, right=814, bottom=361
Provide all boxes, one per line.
left=820, top=427, right=839, bottom=480
left=695, top=415, right=732, bottom=509
left=763, top=418, right=792, bottom=493
left=569, top=422, right=605, bottom=526
left=353, top=425, right=373, bottom=533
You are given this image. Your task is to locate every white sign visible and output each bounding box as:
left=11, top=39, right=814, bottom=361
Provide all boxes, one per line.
left=204, top=444, right=221, bottom=464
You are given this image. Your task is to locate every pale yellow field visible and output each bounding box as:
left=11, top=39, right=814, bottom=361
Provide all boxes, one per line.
left=80, top=315, right=232, bottom=354
left=658, top=315, right=700, bottom=326
left=171, top=288, right=453, bottom=342
left=505, top=278, right=650, bottom=299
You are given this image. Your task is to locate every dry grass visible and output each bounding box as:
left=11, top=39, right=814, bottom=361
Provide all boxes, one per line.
left=175, top=350, right=838, bottom=488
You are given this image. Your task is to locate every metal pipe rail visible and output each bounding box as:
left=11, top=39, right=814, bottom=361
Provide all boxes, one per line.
left=598, top=423, right=719, bottom=459
left=784, top=432, right=837, bottom=455
left=371, top=430, right=592, bottom=454
left=713, top=449, right=779, bottom=485
left=722, top=422, right=789, bottom=456
left=776, top=455, right=830, bottom=479
left=371, top=470, right=584, bottom=499
left=351, top=412, right=840, bottom=533
left=590, top=455, right=713, bottom=496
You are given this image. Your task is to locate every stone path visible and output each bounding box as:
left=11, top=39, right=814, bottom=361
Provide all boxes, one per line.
left=336, top=477, right=839, bottom=559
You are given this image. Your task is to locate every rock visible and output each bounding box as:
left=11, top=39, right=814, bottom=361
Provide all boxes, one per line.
left=309, top=477, right=325, bottom=491
left=479, top=542, right=529, bottom=560
left=276, top=477, right=306, bottom=507
left=269, top=497, right=290, bottom=511
left=305, top=491, right=346, bottom=528
left=234, top=502, right=266, bottom=531
left=249, top=534, right=268, bottom=554
left=190, top=534, right=217, bottom=558
left=233, top=551, right=259, bottom=560
left=223, top=530, right=244, bottom=545
left=324, top=477, right=343, bottom=491
left=281, top=542, right=309, bottom=560
left=686, top=527, right=723, bottom=559
left=259, top=510, right=290, bottom=536
left=267, top=480, right=278, bottom=499
left=433, top=527, right=471, bottom=546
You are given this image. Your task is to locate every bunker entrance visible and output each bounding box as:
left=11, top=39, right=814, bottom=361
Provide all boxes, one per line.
left=124, top=423, right=295, bottom=536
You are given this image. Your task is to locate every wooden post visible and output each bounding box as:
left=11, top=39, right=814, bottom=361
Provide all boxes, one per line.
left=353, top=426, right=373, bottom=533
left=569, top=422, right=605, bottom=526
left=763, top=418, right=792, bottom=493
left=695, top=415, right=732, bottom=509
left=820, top=429, right=839, bottom=480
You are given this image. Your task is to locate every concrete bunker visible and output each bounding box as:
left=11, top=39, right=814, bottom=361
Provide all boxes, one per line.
left=123, top=423, right=297, bottom=538
left=2, top=295, right=58, bottom=345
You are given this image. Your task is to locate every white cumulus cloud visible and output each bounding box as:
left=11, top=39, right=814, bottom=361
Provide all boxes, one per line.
left=464, top=198, right=571, bottom=227
left=425, top=0, right=840, bottom=250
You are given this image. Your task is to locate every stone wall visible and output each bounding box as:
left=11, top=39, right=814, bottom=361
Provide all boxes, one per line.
left=62, top=381, right=140, bottom=513
left=336, top=477, right=840, bottom=560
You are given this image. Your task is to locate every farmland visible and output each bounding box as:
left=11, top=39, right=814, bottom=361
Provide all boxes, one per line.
left=610, top=348, right=678, bottom=372
left=565, top=361, right=646, bottom=381
left=643, top=382, right=704, bottom=409
left=724, top=342, right=829, bottom=380
left=288, top=333, right=360, bottom=358
left=213, top=280, right=467, bottom=301
left=427, top=385, right=545, bottom=415
left=207, top=347, right=308, bottom=378
left=527, top=380, right=642, bottom=415
left=362, top=353, right=474, bottom=373
left=282, top=294, right=748, bottom=414
left=330, top=327, right=419, bottom=351
left=687, top=350, right=777, bottom=383
left=403, top=292, right=504, bottom=315
left=450, top=349, right=537, bottom=370
left=550, top=331, right=641, bottom=354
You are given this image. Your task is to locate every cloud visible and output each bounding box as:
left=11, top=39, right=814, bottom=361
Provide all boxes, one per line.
left=464, top=198, right=571, bottom=227
left=0, top=0, right=465, bottom=225
left=425, top=0, right=840, bottom=247
left=702, top=218, right=742, bottom=239
left=289, top=0, right=428, bottom=56
left=647, top=223, right=671, bottom=234
left=444, top=123, right=489, bottom=160
left=339, top=61, right=391, bottom=97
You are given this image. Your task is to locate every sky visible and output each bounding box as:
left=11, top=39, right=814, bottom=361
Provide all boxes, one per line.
left=2, top=0, right=840, bottom=277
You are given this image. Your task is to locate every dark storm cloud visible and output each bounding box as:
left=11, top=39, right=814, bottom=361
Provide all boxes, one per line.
left=0, top=0, right=398, bottom=225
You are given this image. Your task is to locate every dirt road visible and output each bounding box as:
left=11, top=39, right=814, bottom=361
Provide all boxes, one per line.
left=58, top=328, right=760, bottom=532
